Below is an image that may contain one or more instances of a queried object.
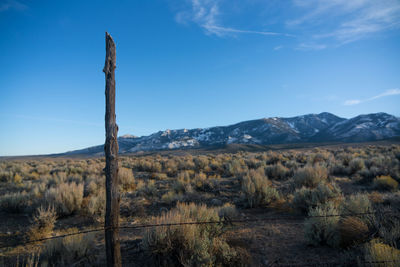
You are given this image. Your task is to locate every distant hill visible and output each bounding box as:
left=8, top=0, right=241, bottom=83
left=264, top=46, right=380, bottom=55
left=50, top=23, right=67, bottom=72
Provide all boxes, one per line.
left=65, top=112, right=400, bottom=155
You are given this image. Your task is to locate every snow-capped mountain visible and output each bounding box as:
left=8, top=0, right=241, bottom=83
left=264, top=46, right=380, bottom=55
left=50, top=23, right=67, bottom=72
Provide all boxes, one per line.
left=66, top=112, right=400, bottom=155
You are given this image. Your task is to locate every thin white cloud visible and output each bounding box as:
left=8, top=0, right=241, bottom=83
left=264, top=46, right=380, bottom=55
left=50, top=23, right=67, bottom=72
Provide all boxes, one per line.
left=344, top=88, right=400, bottom=106
left=175, top=0, right=289, bottom=38
left=0, top=0, right=27, bottom=12
left=173, top=0, right=400, bottom=47
left=296, top=43, right=327, bottom=51
left=289, top=0, right=400, bottom=46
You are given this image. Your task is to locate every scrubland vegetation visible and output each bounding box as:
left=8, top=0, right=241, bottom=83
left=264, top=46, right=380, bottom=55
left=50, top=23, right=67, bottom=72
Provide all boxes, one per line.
left=0, top=144, right=400, bottom=266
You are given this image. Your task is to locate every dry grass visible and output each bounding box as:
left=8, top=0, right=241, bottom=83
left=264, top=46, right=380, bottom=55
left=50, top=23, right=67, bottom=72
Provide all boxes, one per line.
left=141, top=202, right=246, bottom=266
left=0, top=144, right=399, bottom=265
left=363, top=239, right=400, bottom=267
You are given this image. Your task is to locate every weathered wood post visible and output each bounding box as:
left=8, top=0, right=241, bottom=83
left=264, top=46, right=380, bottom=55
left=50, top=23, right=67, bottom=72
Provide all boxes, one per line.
left=103, top=32, right=121, bottom=267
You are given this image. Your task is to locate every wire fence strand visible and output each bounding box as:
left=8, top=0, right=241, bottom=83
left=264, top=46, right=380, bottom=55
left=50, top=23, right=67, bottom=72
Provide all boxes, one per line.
left=0, top=210, right=396, bottom=250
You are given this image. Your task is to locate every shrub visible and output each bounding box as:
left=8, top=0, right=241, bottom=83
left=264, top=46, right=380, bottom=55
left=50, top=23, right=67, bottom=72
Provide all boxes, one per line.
left=161, top=190, right=182, bottom=204
left=373, top=175, right=398, bottom=191
left=363, top=240, right=400, bottom=267
left=141, top=202, right=245, bottom=266
left=241, top=169, right=279, bottom=208
left=304, top=202, right=340, bottom=248
left=41, top=228, right=95, bottom=265
left=338, top=216, right=369, bottom=248
left=348, top=158, right=365, bottom=174
left=0, top=171, right=14, bottom=182
left=0, top=191, right=32, bottom=213
left=193, top=156, right=209, bottom=171
left=13, top=173, right=23, bottom=184
left=172, top=176, right=192, bottom=194
left=293, top=165, right=328, bottom=188
left=119, top=167, right=136, bottom=192
left=218, top=203, right=238, bottom=220
left=85, top=189, right=106, bottom=221
left=28, top=206, right=57, bottom=240
left=138, top=180, right=158, bottom=197
left=265, top=163, right=289, bottom=180
left=292, top=183, right=342, bottom=213
left=368, top=191, right=384, bottom=204
left=341, top=193, right=373, bottom=215
left=224, top=159, right=247, bottom=177
left=193, top=172, right=212, bottom=191
left=45, top=182, right=84, bottom=216
left=372, top=206, right=400, bottom=247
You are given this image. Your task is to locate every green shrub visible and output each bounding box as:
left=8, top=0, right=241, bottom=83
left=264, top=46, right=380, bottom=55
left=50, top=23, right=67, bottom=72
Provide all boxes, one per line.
left=373, top=176, right=398, bottom=191
left=304, top=202, right=340, bottom=248
left=293, top=165, right=328, bottom=188
left=341, top=193, right=373, bottom=220
left=241, top=169, right=279, bottom=208
left=292, top=183, right=342, bottom=213
left=224, top=159, right=247, bottom=177
left=141, top=202, right=245, bottom=266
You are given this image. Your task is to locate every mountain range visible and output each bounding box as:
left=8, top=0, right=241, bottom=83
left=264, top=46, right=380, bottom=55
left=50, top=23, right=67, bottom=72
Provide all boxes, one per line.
left=66, top=112, right=400, bottom=155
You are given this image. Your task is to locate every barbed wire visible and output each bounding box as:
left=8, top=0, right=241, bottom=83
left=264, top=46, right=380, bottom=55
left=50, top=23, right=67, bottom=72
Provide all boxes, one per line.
left=0, top=210, right=396, bottom=251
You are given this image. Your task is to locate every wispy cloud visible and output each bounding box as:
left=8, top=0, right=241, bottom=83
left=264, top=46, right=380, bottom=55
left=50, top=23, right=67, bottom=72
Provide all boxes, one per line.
left=0, top=0, right=27, bottom=12
left=296, top=43, right=327, bottom=51
left=289, top=0, right=400, bottom=46
left=344, top=88, right=400, bottom=106
left=173, top=0, right=400, bottom=48
left=175, top=0, right=290, bottom=38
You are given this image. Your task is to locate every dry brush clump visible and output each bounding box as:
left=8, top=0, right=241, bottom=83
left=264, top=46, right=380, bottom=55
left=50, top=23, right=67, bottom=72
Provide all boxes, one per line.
left=40, top=228, right=96, bottom=266
left=293, top=165, right=328, bottom=188
left=119, top=167, right=136, bottom=192
left=0, top=191, right=33, bottom=213
left=28, top=206, right=57, bottom=241
left=265, top=163, right=290, bottom=180
left=373, top=175, right=398, bottom=192
left=45, top=182, right=84, bottom=217
left=362, top=239, right=400, bottom=267
left=241, top=168, right=279, bottom=208
left=338, top=216, right=369, bottom=248
left=141, top=202, right=247, bottom=266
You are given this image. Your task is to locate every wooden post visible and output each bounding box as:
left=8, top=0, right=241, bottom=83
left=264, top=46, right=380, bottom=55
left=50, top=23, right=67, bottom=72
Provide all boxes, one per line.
left=103, top=32, right=121, bottom=267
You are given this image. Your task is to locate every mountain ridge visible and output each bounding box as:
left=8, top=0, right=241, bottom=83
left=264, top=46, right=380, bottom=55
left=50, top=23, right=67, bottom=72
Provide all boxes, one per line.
left=65, top=112, right=400, bottom=155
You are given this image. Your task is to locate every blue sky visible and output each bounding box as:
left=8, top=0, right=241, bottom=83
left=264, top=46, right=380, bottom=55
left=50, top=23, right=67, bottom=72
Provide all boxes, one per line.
left=1, top=0, right=399, bottom=156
